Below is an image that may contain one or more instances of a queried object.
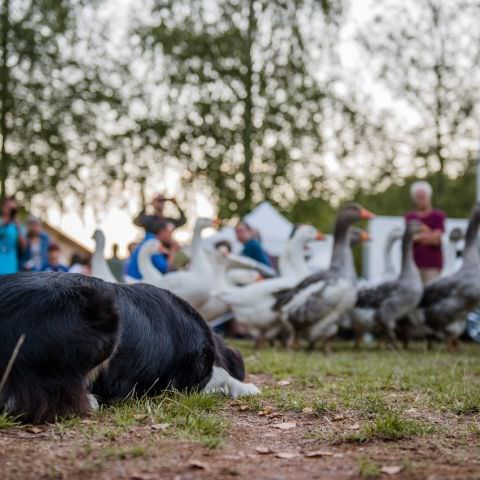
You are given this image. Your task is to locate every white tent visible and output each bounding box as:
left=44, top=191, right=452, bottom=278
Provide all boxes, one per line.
left=204, top=201, right=294, bottom=257
left=365, top=215, right=469, bottom=283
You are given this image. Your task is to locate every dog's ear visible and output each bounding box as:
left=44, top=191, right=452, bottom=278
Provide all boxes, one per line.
left=212, top=334, right=246, bottom=381
left=223, top=346, right=245, bottom=382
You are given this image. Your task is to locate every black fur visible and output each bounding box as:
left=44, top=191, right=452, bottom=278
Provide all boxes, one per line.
left=92, top=283, right=217, bottom=401
left=0, top=273, right=246, bottom=422
left=212, top=334, right=245, bottom=382
left=0, top=273, right=120, bottom=423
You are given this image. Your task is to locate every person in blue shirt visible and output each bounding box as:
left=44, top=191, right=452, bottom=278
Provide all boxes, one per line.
left=41, top=244, right=69, bottom=272
left=235, top=220, right=272, bottom=267
left=126, top=220, right=179, bottom=280
left=0, top=197, right=26, bottom=275
left=21, top=215, right=50, bottom=271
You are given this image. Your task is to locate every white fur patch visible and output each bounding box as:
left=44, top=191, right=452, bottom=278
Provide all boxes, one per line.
left=87, top=393, right=99, bottom=411
left=204, top=367, right=260, bottom=399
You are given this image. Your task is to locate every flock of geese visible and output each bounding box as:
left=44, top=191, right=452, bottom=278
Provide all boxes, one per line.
left=92, top=203, right=480, bottom=352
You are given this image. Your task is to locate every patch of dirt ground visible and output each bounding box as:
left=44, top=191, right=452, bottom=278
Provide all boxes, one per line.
left=1, top=373, right=480, bottom=480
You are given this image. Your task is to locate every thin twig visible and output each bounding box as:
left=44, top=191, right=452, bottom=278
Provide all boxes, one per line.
left=0, top=334, right=26, bottom=394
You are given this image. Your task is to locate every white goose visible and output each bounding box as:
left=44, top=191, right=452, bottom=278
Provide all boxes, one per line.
left=279, top=225, right=323, bottom=278
left=383, top=226, right=404, bottom=281
left=199, top=248, right=263, bottom=321
left=91, top=229, right=118, bottom=283
left=138, top=217, right=217, bottom=309
left=217, top=225, right=324, bottom=345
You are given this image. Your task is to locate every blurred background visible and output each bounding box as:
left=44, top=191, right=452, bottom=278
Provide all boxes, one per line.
left=1, top=0, right=479, bottom=253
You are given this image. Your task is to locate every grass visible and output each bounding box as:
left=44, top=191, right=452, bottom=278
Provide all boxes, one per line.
left=2, top=341, right=479, bottom=456
left=239, top=341, right=479, bottom=444
left=358, top=456, right=381, bottom=479
left=240, top=342, right=480, bottom=415
left=0, top=411, right=18, bottom=429
left=99, top=390, right=229, bottom=449
left=346, top=408, right=432, bottom=443
left=101, top=445, right=149, bottom=460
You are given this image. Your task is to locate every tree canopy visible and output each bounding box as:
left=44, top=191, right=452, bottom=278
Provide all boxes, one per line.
left=1, top=0, right=479, bottom=222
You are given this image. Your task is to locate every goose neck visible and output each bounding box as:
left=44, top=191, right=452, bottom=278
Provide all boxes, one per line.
left=399, top=232, right=420, bottom=281
left=330, top=225, right=355, bottom=280
left=463, top=212, right=480, bottom=264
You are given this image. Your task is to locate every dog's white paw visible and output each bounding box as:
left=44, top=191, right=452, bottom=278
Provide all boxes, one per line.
left=204, top=385, right=228, bottom=396
left=229, top=382, right=261, bottom=399
left=87, top=393, right=99, bottom=411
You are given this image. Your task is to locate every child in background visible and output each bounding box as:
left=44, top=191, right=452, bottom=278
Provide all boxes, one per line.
left=41, top=244, right=69, bottom=272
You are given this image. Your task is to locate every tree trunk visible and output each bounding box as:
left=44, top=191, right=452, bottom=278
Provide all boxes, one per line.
left=241, top=0, right=255, bottom=216
left=0, top=0, right=10, bottom=200
left=431, top=0, right=445, bottom=200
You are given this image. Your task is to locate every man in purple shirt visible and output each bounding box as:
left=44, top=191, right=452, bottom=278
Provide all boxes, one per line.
left=405, top=181, right=446, bottom=284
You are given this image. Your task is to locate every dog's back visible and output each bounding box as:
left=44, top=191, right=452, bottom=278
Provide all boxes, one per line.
left=0, top=273, right=120, bottom=423
left=92, top=283, right=216, bottom=401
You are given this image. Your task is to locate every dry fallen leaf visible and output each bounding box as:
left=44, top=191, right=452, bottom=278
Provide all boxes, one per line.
left=304, top=450, right=334, bottom=458
left=302, top=407, right=314, bottom=414
left=380, top=466, right=403, bottom=475
left=239, top=405, right=248, bottom=411
left=220, top=467, right=240, bottom=476
left=134, top=414, right=148, bottom=420
left=151, top=423, right=170, bottom=431
left=222, top=455, right=244, bottom=461
left=277, top=380, right=291, bottom=386
left=269, top=412, right=282, bottom=419
left=272, top=421, right=297, bottom=430
left=188, top=460, right=210, bottom=471
left=347, top=423, right=360, bottom=430
left=275, top=452, right=298, bottom=459
left=26, top=427, right=43, bottom=434
left=80, top=418, right=98, bottom=425
left=333, top=414, right=345, bottom=421
left=259, top=405, right=275, bottom=416
left=256, top=446, right=274, bottom=455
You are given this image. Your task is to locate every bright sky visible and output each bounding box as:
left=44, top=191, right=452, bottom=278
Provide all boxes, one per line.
left=46, top=169, right=216, bottom=257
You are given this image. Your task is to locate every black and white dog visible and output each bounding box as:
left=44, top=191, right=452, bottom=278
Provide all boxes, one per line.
left=0, top=273, right=259, bottom=423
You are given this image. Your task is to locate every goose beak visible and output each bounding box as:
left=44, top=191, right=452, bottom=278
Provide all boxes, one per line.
left=255, top=274, right=264, bottom=282
left=360, top=208, right=375, bottom=220
left=316, top=231, right=326, bottom=241
left=359, top=230, right=371, bottom=242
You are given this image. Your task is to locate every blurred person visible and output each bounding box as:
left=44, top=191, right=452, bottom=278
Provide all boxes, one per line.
left=0, top=196, right=26, bottom=275
left=235, top=220, right=272, bottom=267
left=41, top=244, right=68, bottom=272
left=69, top=253, right=91, bottom=275
left=127, top=241, right=138, bottom=255
left=125, top=220, right=179, bottom=280
left=134, top=194, right=186, bottom=233
left=22, top=215, right=50, bottom=272
left=405, top=181, right=446, bottom=284
left=107, top=243, right=124, bottom=282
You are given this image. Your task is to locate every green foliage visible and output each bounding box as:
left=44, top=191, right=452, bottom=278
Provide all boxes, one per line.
left=0, top=0, right=122, bottom=206
left=357, top=0, right=480, bottom=184
left=135, top=0, right=355, bottom=217
left=354, top=170, right=476, bottom=219
left=285, top=197, right=337, bottom=233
